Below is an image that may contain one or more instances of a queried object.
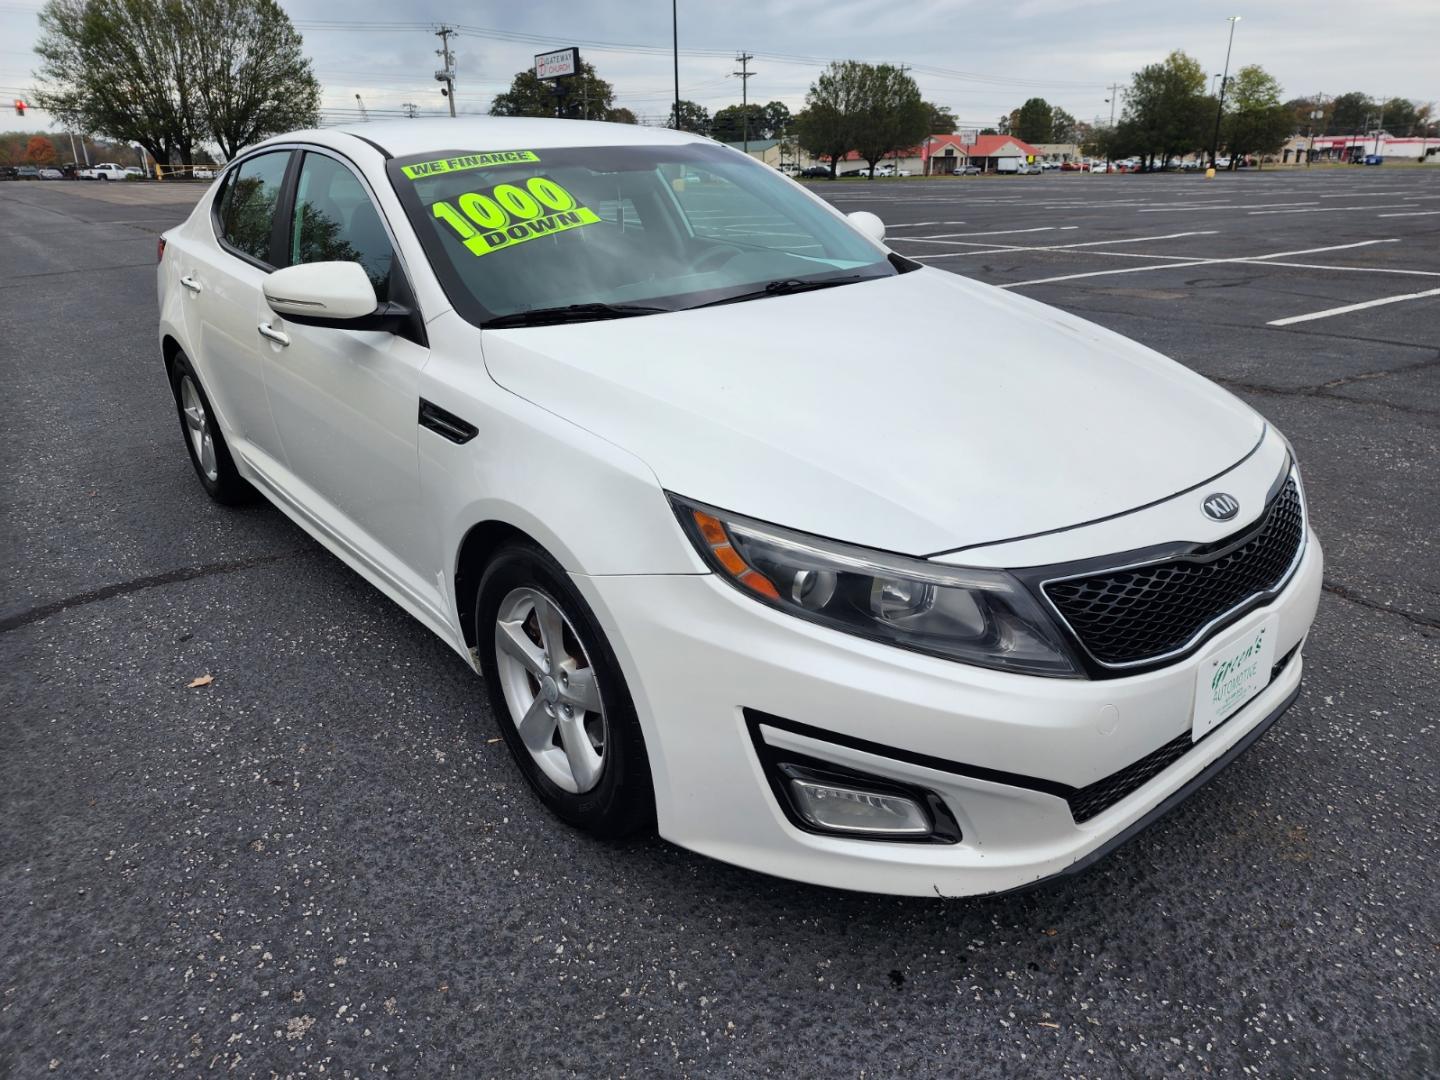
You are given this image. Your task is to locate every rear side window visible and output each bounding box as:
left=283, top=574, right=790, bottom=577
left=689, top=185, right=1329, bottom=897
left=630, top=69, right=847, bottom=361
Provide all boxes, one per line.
left=288, top=153, right=394, bottom=297
left=217, top=151, right=291, bottom=264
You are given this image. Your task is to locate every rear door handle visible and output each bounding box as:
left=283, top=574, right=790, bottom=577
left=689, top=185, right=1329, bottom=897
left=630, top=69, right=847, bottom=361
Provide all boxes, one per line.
left=257, top=322, right=290, bottom=347
left=180, top=275, right=202, bottom=293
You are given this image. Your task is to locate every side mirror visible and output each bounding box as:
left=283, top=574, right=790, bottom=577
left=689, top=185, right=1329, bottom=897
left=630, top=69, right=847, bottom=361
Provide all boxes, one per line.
left=263, top=261, right=378, bottom=322
left=848, top=210, right=885, bottom=244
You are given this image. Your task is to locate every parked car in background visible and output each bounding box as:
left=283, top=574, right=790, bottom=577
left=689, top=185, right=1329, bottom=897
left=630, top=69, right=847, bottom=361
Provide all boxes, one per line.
left=874, top=164, right=912, bottom=177
left=0, top=165, right=17, bottom=180
left=15, top=165, right=39, bottom=180
left=193, top=167, right=216, bottom=180
left=79, top=162, right=126, bottom=180
left=1060, top=161, right=1087, bottom=171
left=124, top=166, right=145, bottom=178
left=798, top=165, right=830, bottom=179
left=959, top=164, right=982, bottom=175
left=38, top=167, right=64, bottom=180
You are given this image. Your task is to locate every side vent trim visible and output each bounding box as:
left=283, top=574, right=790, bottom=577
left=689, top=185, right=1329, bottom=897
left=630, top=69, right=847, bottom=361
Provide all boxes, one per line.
left=419, top=399, right=478, bottom=444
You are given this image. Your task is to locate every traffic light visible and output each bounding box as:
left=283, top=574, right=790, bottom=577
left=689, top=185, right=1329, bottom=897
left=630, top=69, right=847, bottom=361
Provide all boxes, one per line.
left=13, top=99, right=26, bottom=116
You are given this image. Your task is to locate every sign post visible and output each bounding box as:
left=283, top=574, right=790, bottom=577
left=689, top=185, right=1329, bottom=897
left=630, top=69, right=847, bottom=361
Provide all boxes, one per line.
left=534, top=47, right=581, bottom=118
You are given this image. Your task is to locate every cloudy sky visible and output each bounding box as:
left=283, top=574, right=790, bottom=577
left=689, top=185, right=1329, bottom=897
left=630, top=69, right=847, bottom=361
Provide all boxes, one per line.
left=1, top=0, right=1435, bottom=138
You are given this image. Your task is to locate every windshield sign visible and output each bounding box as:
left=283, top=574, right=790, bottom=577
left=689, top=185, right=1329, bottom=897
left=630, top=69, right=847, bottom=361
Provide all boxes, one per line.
left=388, top=142, right=898, bottom=327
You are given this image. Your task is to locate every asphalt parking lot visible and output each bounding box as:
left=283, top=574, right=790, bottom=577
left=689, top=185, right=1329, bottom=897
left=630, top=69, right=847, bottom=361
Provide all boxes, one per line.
left=2, top=169, right=1437, bottom=1077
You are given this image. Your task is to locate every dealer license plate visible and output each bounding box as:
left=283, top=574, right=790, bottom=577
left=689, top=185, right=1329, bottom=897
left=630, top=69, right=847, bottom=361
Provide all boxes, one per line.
left=1193, top=614, right=1278, bottom=740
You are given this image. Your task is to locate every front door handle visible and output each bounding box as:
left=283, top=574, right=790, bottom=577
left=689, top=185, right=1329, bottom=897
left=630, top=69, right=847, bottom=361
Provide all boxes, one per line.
left=257, top=321, right=290, bottom=347
left=179, top=275, right=202, bottom=293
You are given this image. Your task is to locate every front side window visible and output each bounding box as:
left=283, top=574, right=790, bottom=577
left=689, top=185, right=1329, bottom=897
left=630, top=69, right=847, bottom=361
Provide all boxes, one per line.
left=388, top=143, right=898, bottom=326
left=289, top=153, right=395, bottom=297
left=218, top=151, right=290, bottom=264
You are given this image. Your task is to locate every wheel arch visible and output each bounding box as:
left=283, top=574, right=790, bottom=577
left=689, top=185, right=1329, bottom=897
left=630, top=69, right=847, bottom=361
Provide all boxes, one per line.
left=453, top=519, right=542, bottom=649
left=161, top=334, right=185, bottom=399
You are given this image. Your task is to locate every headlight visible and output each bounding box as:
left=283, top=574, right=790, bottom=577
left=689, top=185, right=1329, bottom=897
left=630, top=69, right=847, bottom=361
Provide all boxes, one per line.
left=671, top=496, right=1081, bottom=677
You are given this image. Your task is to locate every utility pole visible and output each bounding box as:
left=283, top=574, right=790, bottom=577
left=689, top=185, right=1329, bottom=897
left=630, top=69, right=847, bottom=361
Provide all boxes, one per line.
left=1307, top=99, right=1324, bottom=166
left=1209, top=15, right=1241, bottom=170
left=435, top=24, right=458, bottom=118
left=402, top=103, right=418, bottom=119
left=354, top=93, right=370, bottom=122
left=1106, top=83, right=1121, bottom=127
left=671, top=0, right=680, bottom=129
left=895, top=64, right=911, bottom=177
left=1373, top=98, right=1385, bottom=156
left=733, top=52, right=754, bottom=155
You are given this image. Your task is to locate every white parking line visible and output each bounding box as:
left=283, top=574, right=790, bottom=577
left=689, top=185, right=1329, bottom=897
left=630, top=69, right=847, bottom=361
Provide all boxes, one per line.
left=1248, top=205, right=1410, bottom=215
left=1267, top=286, right=1440, bottom=326
left=998, top=239, right=1400, bottom=289
left=1139, top=202, right=1319, bottom=213
left=1378, top=210, right=1440, bottom=218
left=890, top=226, right=1071, bottom=241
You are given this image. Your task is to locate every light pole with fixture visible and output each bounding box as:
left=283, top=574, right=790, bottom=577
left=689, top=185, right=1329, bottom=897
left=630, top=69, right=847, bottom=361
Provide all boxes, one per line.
left=1209, top=15, right=1241, bottom=170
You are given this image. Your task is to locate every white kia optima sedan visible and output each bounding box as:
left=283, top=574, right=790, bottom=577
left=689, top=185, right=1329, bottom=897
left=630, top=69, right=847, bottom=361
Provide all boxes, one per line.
left=156, top=119, right=1321, bottom=896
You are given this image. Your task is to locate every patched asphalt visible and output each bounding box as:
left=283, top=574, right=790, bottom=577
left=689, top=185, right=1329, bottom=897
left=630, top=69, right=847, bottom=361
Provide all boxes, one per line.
left=2, top=170, right=1437, bottom=1078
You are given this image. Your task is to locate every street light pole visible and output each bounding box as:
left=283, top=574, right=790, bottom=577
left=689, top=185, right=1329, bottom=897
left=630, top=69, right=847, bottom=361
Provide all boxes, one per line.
left=672, top=0, right=680, bottom=129
left=1209, top=15, right=1241, bottom=169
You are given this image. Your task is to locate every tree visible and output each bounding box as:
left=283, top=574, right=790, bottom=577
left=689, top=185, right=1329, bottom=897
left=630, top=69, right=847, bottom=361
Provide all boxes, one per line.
left=609, top=107, right=637, bottom=125
left=36, top=0, right=203, bottom=167
left=35, top=0, right=316, bottom=166
left=1222, top=65, right=1292, bottom=167
left=181, top=0, right=317, bottom=161
left=1014, top=97, right=1054, bottom=143
left=711, top=103, right=767, bottom=144
left=491, top=60, right=621, bottom=121
left=669, top=99, right=710, bottom=135
left=1380, top=97, right=1420, bottom=136
left=24, top=135, right=57, bottom=164
left=1327, top=92, right=1373, bottom=135
left=761, top=101, right=792, bottom=139
left=925, top=102, right=957, bottom=135
left=1123, top=50, right=1209, bottom=167
left=978, top=126, right=998, bottom=136
left=851, top=63, right=928, bottom=177
left=795, top=61, right=868, bottom=176
left=1050, top=107, right=1078, bottom=144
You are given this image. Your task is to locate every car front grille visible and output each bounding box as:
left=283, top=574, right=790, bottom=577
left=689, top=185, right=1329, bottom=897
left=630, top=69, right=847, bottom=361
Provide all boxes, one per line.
left=1043, top=476, right=1305, bottom=668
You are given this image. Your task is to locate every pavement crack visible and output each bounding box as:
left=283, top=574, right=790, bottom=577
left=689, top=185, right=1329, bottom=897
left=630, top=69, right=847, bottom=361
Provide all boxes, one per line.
left=1322, top=578, right=1440, bottom=631
left=0, top=550, right=316, bottom=633
left=1212, top=374, right=1440, bottom=419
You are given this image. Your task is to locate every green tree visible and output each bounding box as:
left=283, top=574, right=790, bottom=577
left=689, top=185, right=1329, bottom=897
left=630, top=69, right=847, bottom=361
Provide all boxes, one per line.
left=925, top=102, right=957, bottom=134
left=1014, top=97, right=1054, bottom=143
left=795, top=60, right=867, bottom=176
left=761, top=100, right=791, bottom=139
left=1123, top=50, right=1209, bottom=167
left=1379, top=97, right=1420, bottom=136
left=36, top=0, right=202, bottom=166
left=711, top=103, right=767, bottom=144
left=1050, top=107, right=1078, bottom=144
left=36, top=0, right=315, bottom=166
left=851, top=62, right=928, bottom=177
left=609, top=107, right=637, bottom=125
left=181, top=0, right=318, bottom=161
left=1327, top=92, right=1373, bottom=134
left=669, top=99, right=710, bottom=135
left=1222, top=65, right=1293, bottom=168
left=491, top=60, right=620, bottom=121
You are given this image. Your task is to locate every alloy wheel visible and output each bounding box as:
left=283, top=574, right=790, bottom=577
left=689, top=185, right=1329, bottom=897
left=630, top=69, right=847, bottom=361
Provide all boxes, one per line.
left=179, top=375, right=218, bottom=482
left=493, top=586, right=607, bottom=794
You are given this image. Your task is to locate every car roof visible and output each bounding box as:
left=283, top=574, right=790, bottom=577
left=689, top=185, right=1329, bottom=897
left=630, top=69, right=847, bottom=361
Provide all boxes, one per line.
left=252, top=117, right=712, bottom=162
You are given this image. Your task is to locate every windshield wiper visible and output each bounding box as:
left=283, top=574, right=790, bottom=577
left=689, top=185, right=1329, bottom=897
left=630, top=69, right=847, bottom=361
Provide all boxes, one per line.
left=482, top=302, right=669, bottom=329
left=690, top=274, right=879, bottom=309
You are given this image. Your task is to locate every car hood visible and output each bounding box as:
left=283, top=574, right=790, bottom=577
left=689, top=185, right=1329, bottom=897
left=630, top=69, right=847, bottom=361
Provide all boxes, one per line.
left=480, top=269, right=1263, bottom=557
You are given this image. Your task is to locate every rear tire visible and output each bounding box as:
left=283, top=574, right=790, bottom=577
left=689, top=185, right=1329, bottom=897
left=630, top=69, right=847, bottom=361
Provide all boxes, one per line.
left=168, top=350, right=254, bottom=505
left=475, top=541, right=654, bottom=839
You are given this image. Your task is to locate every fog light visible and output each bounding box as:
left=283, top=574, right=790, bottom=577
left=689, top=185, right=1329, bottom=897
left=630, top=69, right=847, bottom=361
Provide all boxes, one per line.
left=787, top=776, right=932, bottom=836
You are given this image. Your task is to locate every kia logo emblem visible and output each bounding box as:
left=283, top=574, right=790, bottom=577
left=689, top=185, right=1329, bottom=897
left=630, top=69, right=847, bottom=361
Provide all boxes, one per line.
left=1202, top=492, right=1240, bottom=521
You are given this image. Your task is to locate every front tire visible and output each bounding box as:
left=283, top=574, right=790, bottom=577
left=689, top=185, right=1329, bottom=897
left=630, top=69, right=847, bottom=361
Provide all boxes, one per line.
left=169, top=350, right=253, bottom=505
left=475, top=541, right=654, bottom=839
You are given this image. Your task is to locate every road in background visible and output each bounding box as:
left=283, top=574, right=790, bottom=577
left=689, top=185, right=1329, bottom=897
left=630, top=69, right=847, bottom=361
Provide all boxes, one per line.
left=2, top=172, right=1437, bottom=1077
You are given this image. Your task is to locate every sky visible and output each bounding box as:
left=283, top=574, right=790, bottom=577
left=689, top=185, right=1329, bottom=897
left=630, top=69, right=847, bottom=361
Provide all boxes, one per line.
left=1, top=0, right=1436, bottom=139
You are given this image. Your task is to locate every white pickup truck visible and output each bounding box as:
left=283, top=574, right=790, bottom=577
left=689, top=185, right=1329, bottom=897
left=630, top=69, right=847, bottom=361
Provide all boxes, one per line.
left=78, top=162, right=127, bottom=181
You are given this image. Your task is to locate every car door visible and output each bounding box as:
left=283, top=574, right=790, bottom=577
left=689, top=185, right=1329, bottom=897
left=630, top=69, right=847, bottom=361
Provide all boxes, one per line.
left=257, top=148, right=436, bottom=606
left=178, top=149, right=293, bottom=469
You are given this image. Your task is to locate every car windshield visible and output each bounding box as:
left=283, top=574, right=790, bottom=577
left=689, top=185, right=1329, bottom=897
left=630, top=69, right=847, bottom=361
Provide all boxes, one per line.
left=387, top=142, right=898, bottom=326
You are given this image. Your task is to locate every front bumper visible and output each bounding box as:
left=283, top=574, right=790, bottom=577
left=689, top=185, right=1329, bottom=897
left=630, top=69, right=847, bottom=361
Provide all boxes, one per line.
left=573, top=528, right=1322, bottom=897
